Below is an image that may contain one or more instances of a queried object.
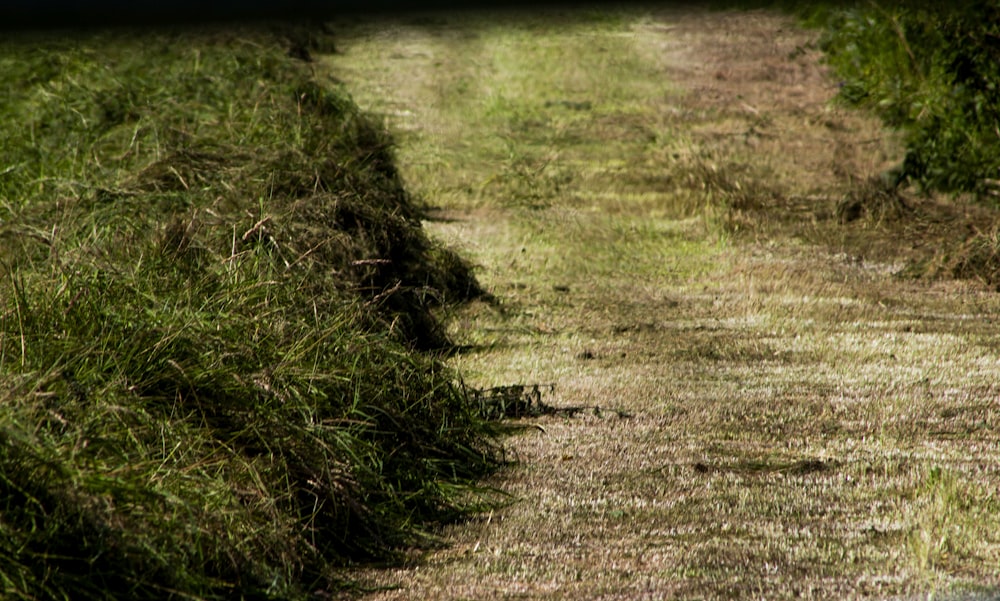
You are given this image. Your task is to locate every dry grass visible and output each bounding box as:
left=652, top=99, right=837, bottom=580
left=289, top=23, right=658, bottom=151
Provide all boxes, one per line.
left=326, top=6, right=1000, bottom=600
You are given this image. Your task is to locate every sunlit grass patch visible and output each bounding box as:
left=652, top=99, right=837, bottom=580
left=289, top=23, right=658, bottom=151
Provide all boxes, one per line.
left=907, top=465, right=1000, bottom=585
left=325, top=10, right=694, bottom=218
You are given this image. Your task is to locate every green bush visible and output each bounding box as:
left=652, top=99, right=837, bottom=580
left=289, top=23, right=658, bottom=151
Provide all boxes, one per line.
left=0, top=27, right=499, bottom=600
left=819, top=1, right=1000, bottom=197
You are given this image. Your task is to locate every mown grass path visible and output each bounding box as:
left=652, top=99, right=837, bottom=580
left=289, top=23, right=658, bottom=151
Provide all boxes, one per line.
left=325, top=7, right=1000, bottom=600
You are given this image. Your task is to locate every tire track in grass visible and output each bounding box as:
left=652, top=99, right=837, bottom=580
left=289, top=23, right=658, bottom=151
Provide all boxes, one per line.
left=326, top=7, right=1000, bottom=600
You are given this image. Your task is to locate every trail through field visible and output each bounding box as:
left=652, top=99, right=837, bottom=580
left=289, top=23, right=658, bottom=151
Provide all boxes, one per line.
left=324, top=7, right=1000, bottom=600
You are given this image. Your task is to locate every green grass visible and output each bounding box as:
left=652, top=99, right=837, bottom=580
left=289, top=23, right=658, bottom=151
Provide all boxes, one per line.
left=325, top=10, right=702, bottom=217
left=0, top=27, right=500, bottom=600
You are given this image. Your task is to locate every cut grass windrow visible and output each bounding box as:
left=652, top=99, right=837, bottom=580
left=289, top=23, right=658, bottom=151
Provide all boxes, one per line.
left=0, top=26, right=500, bottom=600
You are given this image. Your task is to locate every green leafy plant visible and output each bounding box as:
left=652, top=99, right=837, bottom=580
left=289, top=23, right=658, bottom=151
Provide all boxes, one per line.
left=819, top=1, right=1000, bottom=198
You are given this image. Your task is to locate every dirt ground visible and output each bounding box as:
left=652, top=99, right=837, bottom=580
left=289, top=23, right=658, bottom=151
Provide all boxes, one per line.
left=325, top=6, right=1000, bottom=600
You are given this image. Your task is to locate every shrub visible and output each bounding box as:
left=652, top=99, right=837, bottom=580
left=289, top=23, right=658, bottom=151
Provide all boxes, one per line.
left=819, top=1, right=1000, bottom=198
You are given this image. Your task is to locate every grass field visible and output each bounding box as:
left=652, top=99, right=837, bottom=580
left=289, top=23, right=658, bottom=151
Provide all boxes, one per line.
left=326, top=7, right=1000, bottom=599
left=5, top=6, right=1000, bottom=600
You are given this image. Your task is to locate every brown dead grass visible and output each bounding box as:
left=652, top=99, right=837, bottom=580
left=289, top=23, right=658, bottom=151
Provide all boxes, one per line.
left=326, top=6, right=1000, bottom=600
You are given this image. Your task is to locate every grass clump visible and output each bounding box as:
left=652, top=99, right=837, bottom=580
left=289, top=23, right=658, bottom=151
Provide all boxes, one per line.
left=0, top=27, right=499, bottom=600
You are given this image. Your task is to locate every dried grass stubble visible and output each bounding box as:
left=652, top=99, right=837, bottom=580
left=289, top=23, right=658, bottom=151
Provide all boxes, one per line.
left=833, top=177, right=1000, bottom=289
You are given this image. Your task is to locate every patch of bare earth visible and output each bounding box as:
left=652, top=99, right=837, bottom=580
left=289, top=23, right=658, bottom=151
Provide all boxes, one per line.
left=326, top=7, right=1000, bottom=600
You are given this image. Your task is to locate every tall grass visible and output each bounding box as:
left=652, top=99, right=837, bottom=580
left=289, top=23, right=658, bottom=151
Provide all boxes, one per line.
left=0, top=26, right=499, bottom=600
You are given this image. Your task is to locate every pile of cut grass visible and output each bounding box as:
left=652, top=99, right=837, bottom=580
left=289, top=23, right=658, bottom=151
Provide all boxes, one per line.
left=0, top=26, right=499, bottom=600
